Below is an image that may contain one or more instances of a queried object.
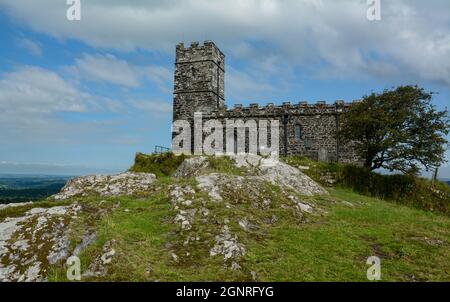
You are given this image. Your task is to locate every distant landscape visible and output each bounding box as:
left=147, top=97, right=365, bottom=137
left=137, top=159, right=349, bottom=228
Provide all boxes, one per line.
left=0, top=175, right=70, bottom=204
left=0, top=173, right=448, bottom=205
left=440, top=179, right=450, bottom=186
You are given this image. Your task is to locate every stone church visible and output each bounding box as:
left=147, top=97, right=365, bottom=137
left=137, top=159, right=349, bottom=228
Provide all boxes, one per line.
left=172, top=41, right=360, bottom=164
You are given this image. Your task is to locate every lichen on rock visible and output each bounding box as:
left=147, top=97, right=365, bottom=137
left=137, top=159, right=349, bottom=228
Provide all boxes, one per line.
left=229, top=154, right=328, bottom=196
left=52, top=172, right=156, bottom=200
left=176, top=154, right=328, bottom=197
left=0, top=204, right=81, bottom=281
left=210, top=225, right=246, bottom=262
left=173, top=157, right=210, bottom=178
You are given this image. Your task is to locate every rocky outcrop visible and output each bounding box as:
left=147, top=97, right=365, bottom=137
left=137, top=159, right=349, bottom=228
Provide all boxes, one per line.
left=0, top=200, right=118, bottom=282
left=0, top=204, right=81, bottom=281
left=210, top=224, right=246, bottom=261
left=231, top=154, right=328, bottom=196
left=174, top=154, right=328, bottom=197
left=166, top=155, right=325, bottom=269
left=82, top=240, right=116, bottom=278
left=0, top=202, right=34, bottom=211
left=196, top=173, right=271, bottom=203
left=52, top=172, right=156, bottom=200
left=167, top=183, right=249, bottom=267
left=172, top=157, right=210, bottom=178
left=0, top=154, right=328, bottom=281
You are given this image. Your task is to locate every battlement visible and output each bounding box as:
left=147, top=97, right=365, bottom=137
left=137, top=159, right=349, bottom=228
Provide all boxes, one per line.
left=203, top=100, right=359, bottom=118
left=229, top=100, right=353, bottom=112
left=173, top=41, right=226, bottom=119
left=176, top=41, right=225, bottom=67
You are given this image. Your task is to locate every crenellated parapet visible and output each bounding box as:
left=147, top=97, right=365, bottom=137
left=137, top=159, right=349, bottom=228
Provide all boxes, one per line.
left=176, top=41, right=225, bottom=68
left=173, top=41, right=225, bottom=120
left=207, top=100, right=358, bottom=118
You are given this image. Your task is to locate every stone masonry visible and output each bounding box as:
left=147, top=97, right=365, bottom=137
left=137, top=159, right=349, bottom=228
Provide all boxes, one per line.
left=172, top=41, right=361, bottom=164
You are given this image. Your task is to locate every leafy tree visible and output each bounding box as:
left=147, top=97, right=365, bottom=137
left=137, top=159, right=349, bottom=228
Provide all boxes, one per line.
left=338, top=86, right=449, bottom=174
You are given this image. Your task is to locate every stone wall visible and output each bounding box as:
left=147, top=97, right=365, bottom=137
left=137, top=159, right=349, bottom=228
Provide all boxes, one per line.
left=173, top=41, right=225, bottom=120
left=171, top=41, right=362, bottom=165
left=200, top=101, right=361, bottom=164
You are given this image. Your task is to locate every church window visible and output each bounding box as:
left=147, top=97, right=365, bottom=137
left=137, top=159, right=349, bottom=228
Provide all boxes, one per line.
left=295, top=124, right=302, bottom=141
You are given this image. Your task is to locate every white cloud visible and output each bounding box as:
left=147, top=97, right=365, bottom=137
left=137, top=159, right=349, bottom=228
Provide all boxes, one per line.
left=227, top=67, right=277, bottom=101
left=142, top=66, right=172, bottom=93
left=0, top=66, right=88, bottom=114
left=1, top=0, right=449, bottom=86
left=72, top=53, right=140, bottom=88
left=16, top=37, right=42, bottom=57
left=130, top=100, right=172, bottom=114
left=0, top=66, right=110, bottom=144
left=0, top=64, right=172, bottom=146
left=68, top=53, right=172, bottom=90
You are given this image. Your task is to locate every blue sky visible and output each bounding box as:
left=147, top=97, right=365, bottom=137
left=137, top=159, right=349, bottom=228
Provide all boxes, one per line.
left=0, top=0, right=449, bottom=177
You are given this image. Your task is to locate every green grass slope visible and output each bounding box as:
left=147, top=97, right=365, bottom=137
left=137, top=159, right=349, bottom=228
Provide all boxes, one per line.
left=3, top=155, right=448, bottom=282
left=44, top=182, right=449, bottom=281
left=284, top=156, right=450, bottom=215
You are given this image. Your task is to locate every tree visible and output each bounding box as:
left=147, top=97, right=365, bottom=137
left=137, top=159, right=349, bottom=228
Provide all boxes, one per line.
left=338, top=86, right=449, bottom=174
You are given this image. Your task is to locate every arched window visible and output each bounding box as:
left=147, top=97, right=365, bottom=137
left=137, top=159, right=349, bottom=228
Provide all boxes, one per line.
left=295, top=124, right=302, bottom=141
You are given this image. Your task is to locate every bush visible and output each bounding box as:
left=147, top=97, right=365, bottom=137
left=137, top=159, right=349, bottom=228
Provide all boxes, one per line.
left=282, top=156, right=340, bottom=186
left=129, top=152, right=186, bottom=177
left=284, top=156, right=450, bottom=215
left=337, top=165, right=450, bottom=215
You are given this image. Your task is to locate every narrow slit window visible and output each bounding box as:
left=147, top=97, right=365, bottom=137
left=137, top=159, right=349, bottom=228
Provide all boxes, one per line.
left=295, top=124, right=302, bottom=141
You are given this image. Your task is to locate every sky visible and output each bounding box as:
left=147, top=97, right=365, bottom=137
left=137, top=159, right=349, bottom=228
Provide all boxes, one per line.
left=0, top=0, right=449, bottom=177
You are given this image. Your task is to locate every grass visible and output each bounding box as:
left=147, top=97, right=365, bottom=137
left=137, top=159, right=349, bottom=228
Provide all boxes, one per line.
left=129, top=152, right=186, bottom=177
left=282, top=156, right=340, bottom=186
left=283, top=156, right=450, bottom=215
left=46, top=185, right=450, bottom=281
left=205, top=155, right=247, bottom=176
left=14, top=153, right=450, bottom=281
left=84, top=195, right=173, bottom=281
left=247, top=189, right=450, bottom=281
left=129, top=152, right=246, bottom=178
left=0, top=200, right=72, bottom=222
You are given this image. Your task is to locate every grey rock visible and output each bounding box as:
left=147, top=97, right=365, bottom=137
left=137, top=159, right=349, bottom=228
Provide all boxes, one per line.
left=83, top=240, right=116, bottom=278
left=0, top=202, right=33, bottom=211
left=178, top=155, right=327, bottom=198
left=210, top=225, right=246, bottom=261
left=52, top=172, right=156, bottom=200
left=0, top=203, right=81, bottom=282
left=171, top=253, right=179, bottom=262
left=173, top=157, right=210, bottom=178
left=73, top=232, right=97, bottom=256
left=231, top=154, right=328, bottom=196
left=231, top=262, right=241, bottom=270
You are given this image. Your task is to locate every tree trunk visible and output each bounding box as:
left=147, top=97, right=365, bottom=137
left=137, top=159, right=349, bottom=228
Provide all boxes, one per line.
left=364, top=158, right=373, bottom=170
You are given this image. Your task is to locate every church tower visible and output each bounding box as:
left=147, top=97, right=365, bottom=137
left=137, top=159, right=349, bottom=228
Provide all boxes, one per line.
left=173, top=41, right=225, bottom=121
